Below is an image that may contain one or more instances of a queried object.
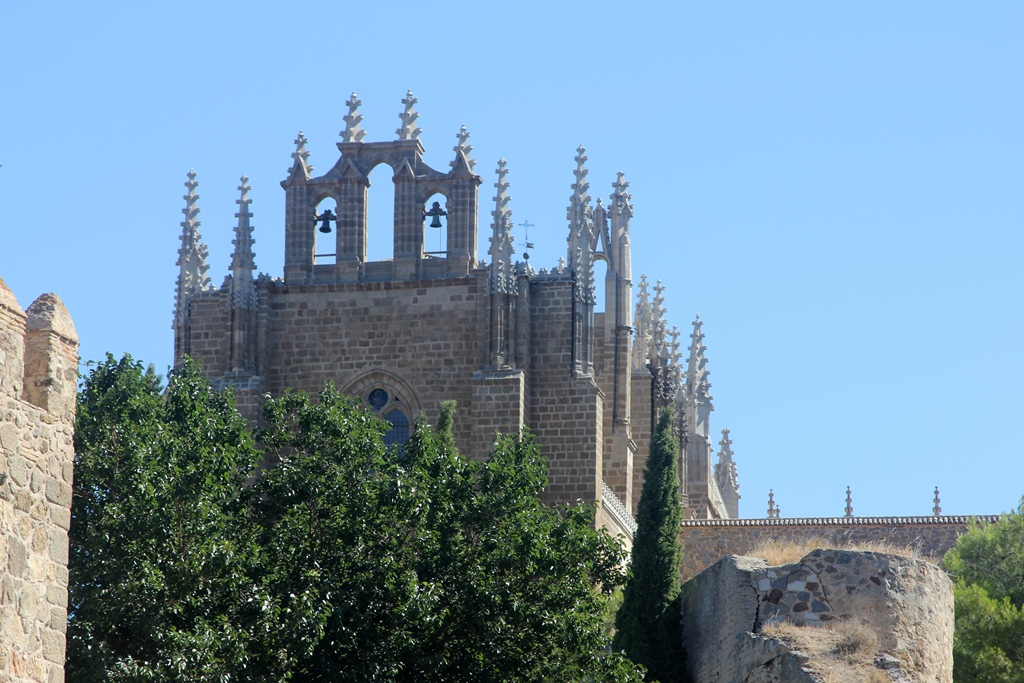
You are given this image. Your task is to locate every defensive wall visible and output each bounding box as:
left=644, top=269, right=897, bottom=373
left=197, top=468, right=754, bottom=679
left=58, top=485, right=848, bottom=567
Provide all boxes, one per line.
left=0, top=277, right=78, bottom=683
left=679, top=515, right=1001, bottom=582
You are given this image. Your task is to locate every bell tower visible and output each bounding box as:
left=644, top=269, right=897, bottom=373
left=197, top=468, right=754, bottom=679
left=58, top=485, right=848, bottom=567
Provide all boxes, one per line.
left=281, top=90, right=482, bottom=285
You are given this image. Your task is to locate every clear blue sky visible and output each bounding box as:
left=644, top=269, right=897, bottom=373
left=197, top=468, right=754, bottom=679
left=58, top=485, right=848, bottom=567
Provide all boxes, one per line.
left=2, top=2, right=1021, bottom=519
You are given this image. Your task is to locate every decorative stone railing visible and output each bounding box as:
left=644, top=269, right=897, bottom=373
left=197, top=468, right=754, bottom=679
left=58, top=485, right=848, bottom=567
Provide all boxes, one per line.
left=601, top=482, right=638, bottom=536
left=678, top=514, right=1002, bottom=582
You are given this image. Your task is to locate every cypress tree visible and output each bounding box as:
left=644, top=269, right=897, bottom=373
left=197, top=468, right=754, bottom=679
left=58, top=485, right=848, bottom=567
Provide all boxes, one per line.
left=613, top=406, right=686, bottom=682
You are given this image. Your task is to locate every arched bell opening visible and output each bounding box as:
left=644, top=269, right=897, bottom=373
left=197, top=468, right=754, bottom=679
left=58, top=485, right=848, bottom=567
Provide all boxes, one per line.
left=313, top=197, right=338, bottom=265
left=422, top=192, right=448, bottom=258
left=366, top=163, right=396, bottom=262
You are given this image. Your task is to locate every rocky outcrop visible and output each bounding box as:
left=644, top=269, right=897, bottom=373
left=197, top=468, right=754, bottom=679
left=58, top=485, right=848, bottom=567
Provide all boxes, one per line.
left=679, top=549, right=953, bottom=683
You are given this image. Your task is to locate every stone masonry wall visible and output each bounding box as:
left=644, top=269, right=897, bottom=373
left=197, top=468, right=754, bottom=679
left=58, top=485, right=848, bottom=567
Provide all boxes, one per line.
left=528, top=278, right=604, bottom=506
left=679, top=515, right=1000, bottom=581
left=0, top=277, right=78, bottom=683
left=680, top=550, right=954, bottom=683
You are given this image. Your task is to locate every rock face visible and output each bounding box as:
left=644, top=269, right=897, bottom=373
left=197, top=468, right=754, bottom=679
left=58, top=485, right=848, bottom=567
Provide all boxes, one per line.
left=678, top=549, right=953, bottom=683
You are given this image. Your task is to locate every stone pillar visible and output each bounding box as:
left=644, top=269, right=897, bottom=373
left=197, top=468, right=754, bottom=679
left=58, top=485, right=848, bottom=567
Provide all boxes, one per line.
left=336, top=173, right=368, bottom=283
left=282, top=179, right=313, bottom=284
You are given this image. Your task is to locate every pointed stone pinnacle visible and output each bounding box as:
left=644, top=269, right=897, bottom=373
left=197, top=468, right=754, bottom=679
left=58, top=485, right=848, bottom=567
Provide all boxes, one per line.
left=175, top=169, right=212, bottom=327
left=342, top=92, right=367, bottom=143
left=451, top=124, right=476, bottom=169
left=396, top=89, right=422, bottom=140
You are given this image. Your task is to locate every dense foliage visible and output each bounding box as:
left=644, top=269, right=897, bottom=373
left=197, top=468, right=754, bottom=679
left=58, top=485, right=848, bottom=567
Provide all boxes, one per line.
left=613, top=408, right=686, bottom=682
left=69, top=355, right=261, bottom=681
left=942, top=500, right=1024, bottom=683
left=68, top=355, right=644, bottom=682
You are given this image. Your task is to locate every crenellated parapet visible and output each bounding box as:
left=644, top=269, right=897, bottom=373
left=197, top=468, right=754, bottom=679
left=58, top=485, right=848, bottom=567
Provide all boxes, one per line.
left=0, top=275, right=78, bottom=683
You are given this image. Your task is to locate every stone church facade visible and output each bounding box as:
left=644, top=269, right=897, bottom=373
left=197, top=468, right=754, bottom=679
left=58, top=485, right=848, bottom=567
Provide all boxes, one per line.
left=172, top=91, right=742, bottom=539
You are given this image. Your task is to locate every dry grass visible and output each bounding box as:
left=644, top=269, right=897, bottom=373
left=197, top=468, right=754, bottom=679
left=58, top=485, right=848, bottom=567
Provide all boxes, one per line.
left=760, top=619, right=891, bottom=683
left=745, top=537, right=928, bottom=566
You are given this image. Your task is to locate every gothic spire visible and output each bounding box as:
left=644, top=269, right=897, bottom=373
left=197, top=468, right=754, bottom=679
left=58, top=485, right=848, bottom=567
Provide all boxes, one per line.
left=767, top=489, right=779, bottom=519
left=286, top=131, right=313, bottom=180
left=451, top=124, right=477, bottom=170
left=632, top=274, right=653, bottom=369
left=341, top=92, right=367, bottom=143
left=668, top=324, right=684, bottom=395
left=610, top=171, right=633, bottom=219
left=845, top=486, right=854, bottom=518
left=396, top=89, right=422, bottom=140
left=567, top=144, right=592, bottom=226
left=933, top=486, right=942, bottom=516
left=488, top=158, right=516, bottom=295
left=650, top=279, right=667, bottom=366
left=229, top=174, right=258, bottom=310
left=174, top=169, right=212, bottom=328
left=686, top=314, right=712, bottom=408
left=566, top=145, right=595, bottom=305
left=714, top=428, right=739, bottom=498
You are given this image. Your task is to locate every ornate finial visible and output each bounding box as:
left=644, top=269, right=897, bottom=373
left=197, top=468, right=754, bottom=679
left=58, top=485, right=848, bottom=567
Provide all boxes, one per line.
left=229, top=174, right=258, bottom=310
left=174, top=169, right=212, bottom=327
left=488, top=159, right=516, bottom=295
left=767, top=489, right=778, bottom=519
left=933, top=486, right=942, bottom=516
left=611, top=171, right=633, bottom=211
left=451, top=124, right=476, bottom=170
left=649, top=280, right=668, bottom=366
left=570, top=144, right=591, bottom=207
left=291, top=131, right=314, bottom=174
left=341, top=92, right=367, bottom=143
left=714, top=428, right=739, bottom=502
left=686, top=314, right=712, bottom=407
left=556, top=256, right=566, bottom=273
left=632, top=274, right=653, bottom=369
left=396, top=89, right=422, bottom=140
left=844, top=486, right=854, bottom=518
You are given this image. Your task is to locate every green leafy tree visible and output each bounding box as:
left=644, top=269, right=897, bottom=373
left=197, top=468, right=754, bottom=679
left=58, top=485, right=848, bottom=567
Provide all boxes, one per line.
left=246, top=393, right=644, bottom=681
left=942, top=500, right=1024, bottom=683
left=68, top=355, right=262, bottom=682
left=613, top=407, right=686, bottom=682
left=70, top=358, right=642, bottom=682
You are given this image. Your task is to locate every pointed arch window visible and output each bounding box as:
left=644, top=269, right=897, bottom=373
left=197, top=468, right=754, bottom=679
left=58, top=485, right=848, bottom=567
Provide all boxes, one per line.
left=362, top=387, right=410, bottom=451
left=382, top=409, right=410, bottom=449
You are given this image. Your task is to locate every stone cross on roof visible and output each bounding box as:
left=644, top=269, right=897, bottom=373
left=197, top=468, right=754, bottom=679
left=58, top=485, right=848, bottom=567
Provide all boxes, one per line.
left=341, top=92, right=367, bottom=143
left=396, top=90, right=422, bottom=140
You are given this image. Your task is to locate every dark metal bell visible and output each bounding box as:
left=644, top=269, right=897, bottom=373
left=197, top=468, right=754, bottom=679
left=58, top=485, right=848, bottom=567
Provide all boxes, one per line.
left=429, top=213, right=443, bottom=229
left=316, top=208, right=337, bottom=233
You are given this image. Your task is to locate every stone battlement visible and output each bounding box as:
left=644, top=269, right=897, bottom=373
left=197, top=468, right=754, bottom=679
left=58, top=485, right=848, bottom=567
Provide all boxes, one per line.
left=0, top=275, right=78, bottom=683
